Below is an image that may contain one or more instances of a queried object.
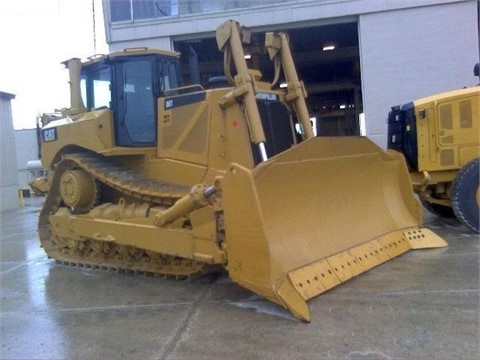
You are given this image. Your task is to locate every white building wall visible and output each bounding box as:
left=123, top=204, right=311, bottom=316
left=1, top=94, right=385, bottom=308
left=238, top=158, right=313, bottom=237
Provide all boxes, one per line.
left=15, top=129, right=40, bottom=189
left=0, top=93, right=19, bottom=211
left=358, top=1, right=479, bottom=148
left=105, top=0, right=472, bottom=50
left=103, top=0, right=478, bottom=147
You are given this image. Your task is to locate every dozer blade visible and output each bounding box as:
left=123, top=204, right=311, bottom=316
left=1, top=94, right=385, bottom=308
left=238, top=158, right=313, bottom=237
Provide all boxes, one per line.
left=221, top=137, right=447, bottom=322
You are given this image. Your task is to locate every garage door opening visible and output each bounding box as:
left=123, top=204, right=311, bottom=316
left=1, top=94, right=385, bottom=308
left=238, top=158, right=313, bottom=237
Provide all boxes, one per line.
left=174, top=21, right=362, bottom=136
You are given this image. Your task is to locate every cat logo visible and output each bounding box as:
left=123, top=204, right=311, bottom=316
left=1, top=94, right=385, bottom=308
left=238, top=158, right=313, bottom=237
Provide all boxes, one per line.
left=165, top=99, right=174, bottom=109
left=42, top=128, right=58, bottom=142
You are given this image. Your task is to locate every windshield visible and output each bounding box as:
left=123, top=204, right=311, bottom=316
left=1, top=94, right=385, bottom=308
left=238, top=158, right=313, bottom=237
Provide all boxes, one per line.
left=80, top=54, right=180, bottom=111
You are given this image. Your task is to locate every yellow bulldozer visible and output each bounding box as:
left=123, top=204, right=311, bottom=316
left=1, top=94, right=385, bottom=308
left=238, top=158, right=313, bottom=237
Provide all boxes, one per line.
left=388, top=84, right=479, bottom=233
left=38, top=20, right=446, bottom=322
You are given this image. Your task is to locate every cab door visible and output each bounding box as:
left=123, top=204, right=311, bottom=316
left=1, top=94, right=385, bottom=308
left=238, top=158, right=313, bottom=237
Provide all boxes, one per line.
left=113, top=57, right=157, bottom=147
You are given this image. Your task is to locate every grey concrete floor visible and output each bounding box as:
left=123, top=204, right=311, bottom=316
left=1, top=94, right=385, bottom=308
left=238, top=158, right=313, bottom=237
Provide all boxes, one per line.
left=0, top=195, right=479, bottom=359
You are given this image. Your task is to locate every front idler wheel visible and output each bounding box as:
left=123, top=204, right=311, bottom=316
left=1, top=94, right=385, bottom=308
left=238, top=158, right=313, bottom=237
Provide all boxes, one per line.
left=59, top=169, right=98, bottom=214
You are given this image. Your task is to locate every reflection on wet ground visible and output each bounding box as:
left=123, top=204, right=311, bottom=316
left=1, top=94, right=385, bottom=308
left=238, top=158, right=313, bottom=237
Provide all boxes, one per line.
left=1, top=196, right=479, bottom=359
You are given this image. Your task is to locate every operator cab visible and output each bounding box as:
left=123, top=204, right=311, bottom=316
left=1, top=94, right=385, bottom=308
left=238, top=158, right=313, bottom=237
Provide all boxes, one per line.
left=80, top=50, right=181, bottom=147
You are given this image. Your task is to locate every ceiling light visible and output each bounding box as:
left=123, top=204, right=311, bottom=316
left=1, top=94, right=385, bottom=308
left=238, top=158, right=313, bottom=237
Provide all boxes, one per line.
left=323, top=45, right=335, bottom=51
left=244, top=54, right=251, bottom=59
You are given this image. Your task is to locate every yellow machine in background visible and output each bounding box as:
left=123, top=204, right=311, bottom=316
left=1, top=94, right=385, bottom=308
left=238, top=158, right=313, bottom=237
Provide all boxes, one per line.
left=388, top=86, right=479, bottom=233
left=38, top=20, right=446, bottom=322
left=29, top=176, right=49, bottom=195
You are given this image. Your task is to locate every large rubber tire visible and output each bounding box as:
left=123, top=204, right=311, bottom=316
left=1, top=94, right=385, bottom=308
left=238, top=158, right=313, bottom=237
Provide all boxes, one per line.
left=451, top=158, right=480, bottom=233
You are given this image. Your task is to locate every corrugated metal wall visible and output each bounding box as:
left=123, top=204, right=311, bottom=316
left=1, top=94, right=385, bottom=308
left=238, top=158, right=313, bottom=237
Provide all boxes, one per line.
left=0, top=92, right=19, bottom=211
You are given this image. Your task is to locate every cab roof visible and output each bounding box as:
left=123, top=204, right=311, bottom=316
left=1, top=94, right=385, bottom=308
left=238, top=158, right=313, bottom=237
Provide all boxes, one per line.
left=78, top=47, right=180, bottom=66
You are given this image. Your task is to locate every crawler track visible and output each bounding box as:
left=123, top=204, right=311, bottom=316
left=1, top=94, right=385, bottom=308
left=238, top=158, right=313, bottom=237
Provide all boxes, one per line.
left=38, top=152, right=214, bottom=278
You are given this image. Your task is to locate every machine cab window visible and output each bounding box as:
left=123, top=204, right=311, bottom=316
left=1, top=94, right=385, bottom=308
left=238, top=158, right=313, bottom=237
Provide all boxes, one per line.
left=80, top=64, right=112, bottom=110
left=80, top=53, right=180, bottom=147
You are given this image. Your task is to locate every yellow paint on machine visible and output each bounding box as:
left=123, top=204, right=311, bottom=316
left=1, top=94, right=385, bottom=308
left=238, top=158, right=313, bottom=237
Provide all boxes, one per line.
left=222, top=137, right=447, bottom=322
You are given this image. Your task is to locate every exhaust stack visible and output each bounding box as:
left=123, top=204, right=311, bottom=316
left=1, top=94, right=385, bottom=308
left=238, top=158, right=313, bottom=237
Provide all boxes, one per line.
left=62, top=58, right=86, bottom=114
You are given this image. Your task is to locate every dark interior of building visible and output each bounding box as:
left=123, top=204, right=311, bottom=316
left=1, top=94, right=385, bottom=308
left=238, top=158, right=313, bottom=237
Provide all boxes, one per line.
left=174, top=21, right=362, bottom=136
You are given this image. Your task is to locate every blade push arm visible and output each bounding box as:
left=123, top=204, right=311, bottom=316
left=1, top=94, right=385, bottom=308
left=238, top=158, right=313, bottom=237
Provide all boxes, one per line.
left=265, top=32, right=314, bottom=139
left=216, top=20, right=269, bottom=162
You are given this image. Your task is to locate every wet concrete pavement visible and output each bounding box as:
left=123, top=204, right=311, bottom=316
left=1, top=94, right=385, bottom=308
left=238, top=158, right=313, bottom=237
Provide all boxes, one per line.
left=1, top=196, right=479, bottom=359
